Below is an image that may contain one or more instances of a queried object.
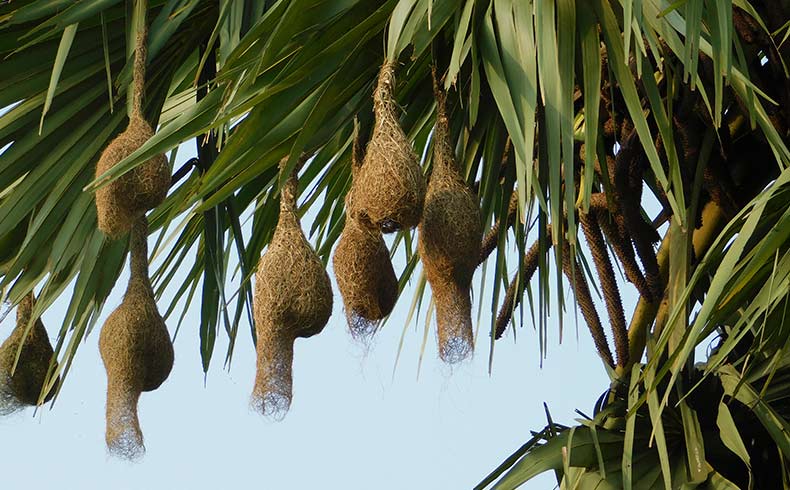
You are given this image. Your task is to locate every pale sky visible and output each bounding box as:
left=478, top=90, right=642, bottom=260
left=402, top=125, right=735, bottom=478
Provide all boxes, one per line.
left=0, top=144, right=625, bottom=490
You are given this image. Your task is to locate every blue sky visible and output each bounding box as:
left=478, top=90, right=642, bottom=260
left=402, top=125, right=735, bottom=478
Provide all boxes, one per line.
left=0, top=145, right=626, bottom=490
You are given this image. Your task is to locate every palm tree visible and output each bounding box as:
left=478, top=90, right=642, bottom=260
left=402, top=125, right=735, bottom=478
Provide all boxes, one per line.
left=0, top=0, right=788, bottom=486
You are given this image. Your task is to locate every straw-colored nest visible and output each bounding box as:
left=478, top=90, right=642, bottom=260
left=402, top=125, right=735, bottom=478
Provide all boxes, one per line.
left=252, top=167, right=333, bottom=419
left=95, top=115, right=170, bottom=239
left=418, top=80, right=482, bottom=364
left=95, top=11, right=169, bottom=240
left=350, top=61, right=425, bottom=233
left=333, top=208, right=398, bottom=340
left=0, top=293, right=58, bottom=415
left=99, top=217, right=174, bottom=459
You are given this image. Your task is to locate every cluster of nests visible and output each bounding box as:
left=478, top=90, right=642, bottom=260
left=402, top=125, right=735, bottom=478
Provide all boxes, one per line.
left=331, top=61, right=482, bottom=364
left=0, top=3, right=172, bottom=460
left=252, top=60, right=484, bottom=419
left=1, top=1, right=173, bottom=461
left=13, top=13, right=765, bottom=457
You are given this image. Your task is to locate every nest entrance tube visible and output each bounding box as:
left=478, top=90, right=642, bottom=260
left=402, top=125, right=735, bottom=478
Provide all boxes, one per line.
left=252, top=156, right=333, bottom=419
left=99, top=217, right=174, bottom=459
left=0, top=293, right=58, bottom=415
left=350, top=61, right=425, bottom=233
left=94, top=0, right=170, bottom=239
left=418, top=70, right=482, bottom=364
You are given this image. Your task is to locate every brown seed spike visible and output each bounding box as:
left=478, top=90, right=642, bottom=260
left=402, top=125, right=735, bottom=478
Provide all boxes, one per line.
left=418, top=71, right=482, bottom=363
left=560, top=242, right=615, bottom=369
left=494, top=239, right=541, bottom=340
left=0, top=292, right=59, bottom=415
left=590, top=193, right=652, bottom=301
left=252, top=158, right=333, bottom=419
left=479, top=191, right=519, bottom=265
left=94, top=2, right=170, bottom=239
left=99, top=217, right=174, bottom=459
left=351, top=61, right=426, bottom=233
left=613, top=131, right=662, bottom=301
left=580, top=209, right=629, bottom=367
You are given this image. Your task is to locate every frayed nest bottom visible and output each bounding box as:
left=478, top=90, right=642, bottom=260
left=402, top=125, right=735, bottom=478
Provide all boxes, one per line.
left=105, top=381, right=144, bottom=460
left=0, top=373, right=23, bottom=416
left=251, top=331, right=294, bottom=421
left=435, top=285, right=474, bottom=364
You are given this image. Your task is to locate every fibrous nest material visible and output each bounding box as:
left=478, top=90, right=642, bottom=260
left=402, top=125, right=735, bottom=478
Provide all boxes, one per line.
left=99, top=217, right=174, bottom=459
left=333, top=120, right=399, bottom=340
left=350, top=61, right=426, bottom=233
left=334, top=197, right=398, bottom=340
left=0, top=293, right=58, bottom=415
left=252, top=160, right=333, bottom=419
left=95, top=5, right=170, bottom=239
left=418, top=74, right=482, bottom=364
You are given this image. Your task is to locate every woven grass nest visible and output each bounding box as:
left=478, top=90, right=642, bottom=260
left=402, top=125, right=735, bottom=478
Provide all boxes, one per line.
left=99, top=217, right=174, bottom=459
left=418, top=76, right=482, bottom=364
left=252, top=159, right=333, bottom=420
left=0, top=293, right=58, bottom=415
left=95, top=9, right=170, bottom=239
left=333, top=122, right=399, bottom=340
left=350, top=61, right=426, bottom=234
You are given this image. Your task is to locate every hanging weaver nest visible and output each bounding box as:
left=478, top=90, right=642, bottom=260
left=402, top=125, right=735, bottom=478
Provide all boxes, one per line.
left=350, top=61, right=426, bottom=233
left=95, top=7, right=170, bottom=239
left=333, top=120, right=399, bottom=341
left=0, top=293, right=58, bottom=415
left=99, top=217, right=174, bottom=459
left=252, top=158, right=333, bottom=420
left=417, top=72, right=482, bottom=364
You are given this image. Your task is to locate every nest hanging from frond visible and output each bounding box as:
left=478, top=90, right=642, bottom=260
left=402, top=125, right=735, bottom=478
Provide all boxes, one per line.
left=99, top=217, right=174, bottom=459
left=418, top=75, right=482, bottom=364
left=350, top=61, right=426, bottom=233
left=95, top=7, right=170, bottom=239
left=334, top=120, right=399, bottom=340
left=252, top=158, right=333, bottom=419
